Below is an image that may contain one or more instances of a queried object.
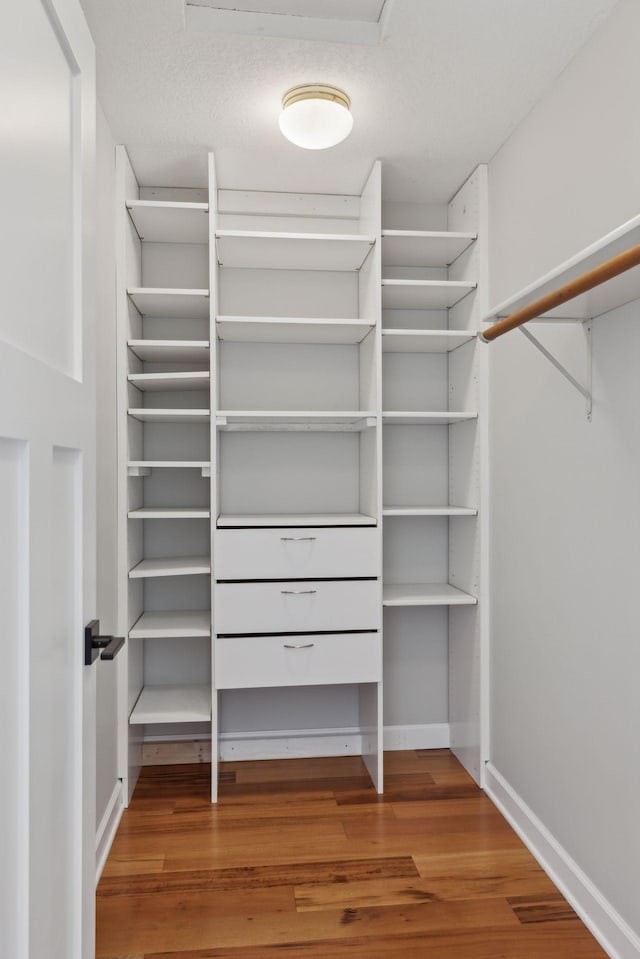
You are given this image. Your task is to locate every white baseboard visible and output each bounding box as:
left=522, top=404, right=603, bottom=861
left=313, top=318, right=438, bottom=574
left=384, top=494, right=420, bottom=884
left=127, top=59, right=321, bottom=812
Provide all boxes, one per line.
left=142, top=723, right=449, bottom=763
left=95, top=780, right=125, bottom=884
left=485, top=763, right=640, bottom=959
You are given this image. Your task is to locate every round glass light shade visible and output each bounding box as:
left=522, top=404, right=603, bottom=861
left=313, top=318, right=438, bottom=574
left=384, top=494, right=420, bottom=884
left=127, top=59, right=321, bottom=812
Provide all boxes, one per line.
left=279, top=84, right=353, bottom=150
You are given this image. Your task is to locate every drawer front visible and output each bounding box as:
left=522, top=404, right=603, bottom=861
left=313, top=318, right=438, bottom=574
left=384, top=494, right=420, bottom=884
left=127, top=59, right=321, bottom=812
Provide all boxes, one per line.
left=215, top=632, right=381, bottom=689
left=214, top=528, right=379, bottom=580
left=215, top=579, right=380, bottom=634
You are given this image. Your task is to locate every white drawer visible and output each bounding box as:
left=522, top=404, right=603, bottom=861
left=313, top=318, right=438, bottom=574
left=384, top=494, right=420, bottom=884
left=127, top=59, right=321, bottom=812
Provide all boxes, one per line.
left=215, top=579, right=380, bottom=634
left=214, top=527, right=379, bottom=580
left=215, top=632, right=381, bottom=689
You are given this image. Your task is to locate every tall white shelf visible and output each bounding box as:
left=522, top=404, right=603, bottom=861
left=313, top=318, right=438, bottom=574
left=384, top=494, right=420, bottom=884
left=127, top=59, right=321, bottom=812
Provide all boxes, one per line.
left=116, top=147, right=213, bottom=801
left=381, top=167, right=488, bottom=785
left=210, top=165, right=384, bottom=801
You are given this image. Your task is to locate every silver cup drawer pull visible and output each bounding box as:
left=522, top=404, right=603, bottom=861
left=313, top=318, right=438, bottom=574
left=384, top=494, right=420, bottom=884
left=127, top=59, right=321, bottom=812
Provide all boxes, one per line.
left=280, top=536, right=317, bottom=542
left=283, top=643, right=315, bottom=649
left=280, top=589, right=317, bottom=595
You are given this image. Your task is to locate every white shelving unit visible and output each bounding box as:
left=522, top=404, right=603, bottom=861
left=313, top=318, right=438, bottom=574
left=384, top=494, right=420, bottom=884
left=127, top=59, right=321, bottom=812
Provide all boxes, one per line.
left=381, top=166, right=488, bottom=786
left=211, top=165, right=384, bottom=801
left=116, top=146, right=214, bottom=804
left=115, top=151, right=488, bottom=805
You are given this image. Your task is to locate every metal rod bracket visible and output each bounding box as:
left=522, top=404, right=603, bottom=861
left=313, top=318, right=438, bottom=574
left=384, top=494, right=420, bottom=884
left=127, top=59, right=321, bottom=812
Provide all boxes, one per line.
left=519, top=321, right=592, bottom=421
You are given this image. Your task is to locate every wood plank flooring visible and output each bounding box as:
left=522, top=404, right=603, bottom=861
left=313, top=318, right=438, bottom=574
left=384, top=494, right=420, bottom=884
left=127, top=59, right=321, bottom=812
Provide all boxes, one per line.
left=96, top=750, right=608, bottom=959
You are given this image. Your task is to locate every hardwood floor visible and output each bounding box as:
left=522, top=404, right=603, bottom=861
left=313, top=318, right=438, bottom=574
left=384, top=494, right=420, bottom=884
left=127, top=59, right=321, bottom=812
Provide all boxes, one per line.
left=96, top=750, right=607, bottom=959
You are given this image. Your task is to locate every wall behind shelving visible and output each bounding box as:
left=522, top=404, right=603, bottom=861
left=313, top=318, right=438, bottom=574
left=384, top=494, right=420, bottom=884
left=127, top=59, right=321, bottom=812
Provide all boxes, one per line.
left=487, top=0, right=640, bottom=939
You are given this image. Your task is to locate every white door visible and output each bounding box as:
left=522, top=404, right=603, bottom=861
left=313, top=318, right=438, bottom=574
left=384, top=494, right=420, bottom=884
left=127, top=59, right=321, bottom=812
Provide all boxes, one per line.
left=0, top=1, right=97, bottom=957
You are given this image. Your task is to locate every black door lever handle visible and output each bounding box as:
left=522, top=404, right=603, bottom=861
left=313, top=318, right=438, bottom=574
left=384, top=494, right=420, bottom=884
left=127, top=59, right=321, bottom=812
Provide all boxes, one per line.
left=84, top=620, right=126, bottom=666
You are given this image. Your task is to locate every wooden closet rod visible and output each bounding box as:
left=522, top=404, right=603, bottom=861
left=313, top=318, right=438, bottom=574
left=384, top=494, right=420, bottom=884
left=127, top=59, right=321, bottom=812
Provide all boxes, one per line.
left=481, top=243, right=640, bottom=342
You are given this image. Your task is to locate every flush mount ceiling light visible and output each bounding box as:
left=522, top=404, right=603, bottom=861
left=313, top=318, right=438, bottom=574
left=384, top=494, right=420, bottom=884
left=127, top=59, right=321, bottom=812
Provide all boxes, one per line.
left=279, top=84, right=353, bottom=150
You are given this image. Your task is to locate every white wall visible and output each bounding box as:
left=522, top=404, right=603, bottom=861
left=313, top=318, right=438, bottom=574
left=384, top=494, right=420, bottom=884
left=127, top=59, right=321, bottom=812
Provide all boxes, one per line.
left=95, top=101, right=120, bottom=833
left=488, top=0, right=640, bottom=943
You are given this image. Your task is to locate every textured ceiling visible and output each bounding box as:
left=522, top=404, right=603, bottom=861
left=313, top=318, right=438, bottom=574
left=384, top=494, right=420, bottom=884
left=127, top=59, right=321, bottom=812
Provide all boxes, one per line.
left=81, top=0, right=619, bottom=202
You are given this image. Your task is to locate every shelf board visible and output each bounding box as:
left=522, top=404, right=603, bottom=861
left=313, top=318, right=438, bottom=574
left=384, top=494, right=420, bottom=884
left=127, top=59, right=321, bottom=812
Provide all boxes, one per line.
left=128, top=340, right=210, bottom=364
left=129, top=610, right=211, bottom=639
left=128, top=507, right=211, bottom=519
left=382, top=279, right=476, bottom=310
left=217, top=316, right=374, bottom=345
left=127, top=288, right=209, bottom=319
left=217, top=512, right=377, bottom=528
left=128, top=461, right=210, bottom=476
left=128, top=408, right=210, bottom=423
left=129, top=684, right=211, bottom=725
left=128, top=556, right=211, bottom=578
left=382, top=230, right=476, bottom=267
left=126, top=200, right=209, bottom=244
left=484, top=213, right=640, bottom=323
left=383, top=411, right=478, bottom=425
left=383, top=506, right=477, bottom=517
left=383, top=584, right=477, bottom=607
left=128, top=371, right=210, bottom=392
left=216, top=411, right=376, bottom=431
left=382, top=329, right=476, bottom=353
left=215, top=230, right=375, bottom=272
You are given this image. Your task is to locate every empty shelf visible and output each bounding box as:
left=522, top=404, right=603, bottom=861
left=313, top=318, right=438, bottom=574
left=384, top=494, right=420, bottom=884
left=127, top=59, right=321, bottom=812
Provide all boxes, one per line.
left=128, top=371, right=210, bottom=391
left=128, top=339, right=210, bottom=364
left=382, top=279, right=476, bottom=310
left=216, top=230, right=375, bottom=271
left=217, top=512, right=377, bottom=528
left=217, top=411, right=376, bottom=431
left=128, top=461, right=210, bottom=476
left=128, top=408, right=210, bottom=423
left=129, top=610, right=211, bottom=639
left=128, top=507, right=211, bottom=519
left=383, top=506, right=477, bottom=516
left=217, top=316, right=374, bottom=345
left=128, top=556, right=211, bottom=578
left=126, top=200, right=209, bottom=244
left=383, top=584, right=477, bottom=606
left=383, top=411, right=477, bottom=425
left=382, top=230, right=477, bottom=268
left=127, top=288, right=209, bottom=319
left=129, top=684, right=211, bottom=724
left=381, top=329, right=476, bottom=353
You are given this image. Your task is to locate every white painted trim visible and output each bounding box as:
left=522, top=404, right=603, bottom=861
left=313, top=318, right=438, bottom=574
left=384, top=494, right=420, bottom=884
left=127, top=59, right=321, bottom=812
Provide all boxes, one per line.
left=485, top=763, right=640, bottom=959
left=142, top=723, right=449, bottom=762
left=95, top=781, right=124, bottom=885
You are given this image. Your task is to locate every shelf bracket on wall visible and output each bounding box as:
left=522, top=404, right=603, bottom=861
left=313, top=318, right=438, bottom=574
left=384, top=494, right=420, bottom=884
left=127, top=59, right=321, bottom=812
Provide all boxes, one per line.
left=519, top=320, right=592, bottom=421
